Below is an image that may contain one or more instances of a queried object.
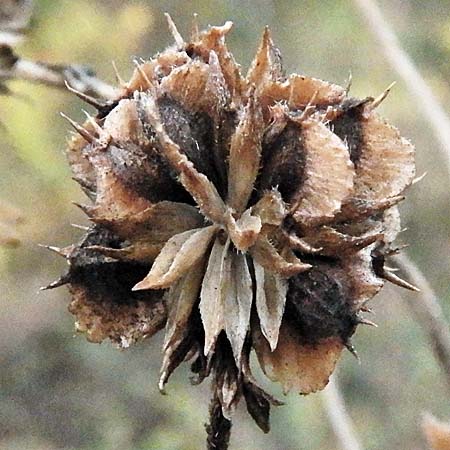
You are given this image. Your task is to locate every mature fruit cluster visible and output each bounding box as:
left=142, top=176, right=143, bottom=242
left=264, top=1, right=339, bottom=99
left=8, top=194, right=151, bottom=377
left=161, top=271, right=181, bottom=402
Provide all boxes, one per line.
left=46, top=17, right=415, bottom=438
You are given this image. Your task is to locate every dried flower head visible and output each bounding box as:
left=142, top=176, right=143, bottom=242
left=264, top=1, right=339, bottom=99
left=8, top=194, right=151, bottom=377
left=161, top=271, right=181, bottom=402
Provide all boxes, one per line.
left=45, top=16, right=416, bottom=442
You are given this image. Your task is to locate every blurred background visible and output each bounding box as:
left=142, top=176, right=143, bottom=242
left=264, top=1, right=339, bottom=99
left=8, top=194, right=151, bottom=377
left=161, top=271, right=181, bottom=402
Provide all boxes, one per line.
left=1, top=0, right=450, bottom=449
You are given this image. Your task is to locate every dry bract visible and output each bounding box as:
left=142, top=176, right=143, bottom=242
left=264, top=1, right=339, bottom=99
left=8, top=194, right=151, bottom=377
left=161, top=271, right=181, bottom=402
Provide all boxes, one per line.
left=45, top=16, right=416, bottom=440
left=422, top=413, right=450, bottom=450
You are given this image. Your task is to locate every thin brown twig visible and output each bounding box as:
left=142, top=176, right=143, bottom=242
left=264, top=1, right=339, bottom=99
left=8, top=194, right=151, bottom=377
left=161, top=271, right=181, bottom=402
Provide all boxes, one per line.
left=0, top=45, right=117, bottom=99
left=353, top=0, right=450, bottom=178
left=205, top=391, right=232, bottom=450
left=322, top=375, right=363, bottom=450
left=393, top=253, right=450, bottom=394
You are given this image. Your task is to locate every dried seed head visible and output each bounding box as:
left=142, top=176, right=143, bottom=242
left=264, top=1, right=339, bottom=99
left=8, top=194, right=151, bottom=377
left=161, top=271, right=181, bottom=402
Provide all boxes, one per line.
left=47, top=17, right=416, bottom=436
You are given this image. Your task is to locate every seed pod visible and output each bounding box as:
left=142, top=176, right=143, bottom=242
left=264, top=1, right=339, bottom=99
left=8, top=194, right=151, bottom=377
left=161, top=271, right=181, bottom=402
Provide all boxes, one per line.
left=45, top=16, right=416, bottom=439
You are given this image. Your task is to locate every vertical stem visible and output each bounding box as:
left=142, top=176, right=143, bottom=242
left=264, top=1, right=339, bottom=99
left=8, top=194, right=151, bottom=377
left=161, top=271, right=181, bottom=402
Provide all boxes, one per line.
left=322, top=375, right=363, bottom=450
left=205, top=390, right=232, bottom=450
left=393, top=253, right=450, bottom=394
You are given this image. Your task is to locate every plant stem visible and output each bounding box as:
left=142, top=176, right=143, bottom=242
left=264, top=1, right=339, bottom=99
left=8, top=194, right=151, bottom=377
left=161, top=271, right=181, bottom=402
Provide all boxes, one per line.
left=322, top=375, right=363, bottom=450
left=0, top=45, right=117, bottom=99
left=206, top=391, right=232, bottom=450
left=393, top=253, right=450, bottom=394
left=353, top=0, right=450, bottom=178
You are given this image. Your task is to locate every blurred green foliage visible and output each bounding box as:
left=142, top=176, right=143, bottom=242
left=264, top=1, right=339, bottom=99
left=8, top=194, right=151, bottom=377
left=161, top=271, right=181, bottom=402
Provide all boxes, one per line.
left=1, top=1, right=450, bottom=449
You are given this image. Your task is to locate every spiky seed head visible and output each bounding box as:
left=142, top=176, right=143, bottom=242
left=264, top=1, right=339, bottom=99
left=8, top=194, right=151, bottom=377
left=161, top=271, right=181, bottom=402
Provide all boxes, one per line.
left=47, top=17, right=416, bottom=436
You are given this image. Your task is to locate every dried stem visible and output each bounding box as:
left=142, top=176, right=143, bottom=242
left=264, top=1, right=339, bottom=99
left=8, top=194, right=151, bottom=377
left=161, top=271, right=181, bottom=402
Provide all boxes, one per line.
left=322, top=375, right=363, bottom=450
left=205, top=391, right=232, bottom=450
left=353, top=0, right=450, bottom=177
left=393, top=253, right=450, bottom=394
left=0, top=46, right=117, bottom=99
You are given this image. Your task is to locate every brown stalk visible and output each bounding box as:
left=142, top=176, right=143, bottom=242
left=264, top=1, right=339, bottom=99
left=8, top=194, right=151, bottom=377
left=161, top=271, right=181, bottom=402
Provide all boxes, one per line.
left=393, top=253, right=450, bottom=393
left=206, top=390, right=232, bottom=450
left=0, top=46, right=116, bottom=99
left=322, top=375, right=363, bottom=450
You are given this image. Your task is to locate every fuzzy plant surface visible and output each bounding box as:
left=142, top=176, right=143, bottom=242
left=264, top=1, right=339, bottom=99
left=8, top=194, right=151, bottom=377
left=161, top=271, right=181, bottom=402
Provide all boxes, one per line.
left=45, top=16, right=416, bottom=448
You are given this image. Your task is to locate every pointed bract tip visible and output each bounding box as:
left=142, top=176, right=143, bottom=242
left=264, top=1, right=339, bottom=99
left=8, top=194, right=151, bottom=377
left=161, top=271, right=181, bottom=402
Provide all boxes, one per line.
left=351, top=233, right=383, bottom=249
left=111, top=60, right=126, bottom=87
left=345, top=71, right=353, bottom=95
left=412, top=171, right=427, bottom=185
left=368, top=81, right=396, bottom=111
left=131, top=279, right=150, bottom=291
left=38, top=243, right=68, bottom=257
left=344, top=341, right=360, bottom=363
left=284, top=232, right=322, bottom=253
left=60, top=112, right=95, bottom=143
left=191, top=13, right=200, bottom=40
left=382, top=195, right=405, bottom=208
left=357, top=316, right=378, bottom=327
left=64, top=80, right=106, bottom=110
left=296, top=90, right=319, bottom=121
left=70, top=223, right=89, bottom=231
left=158, top=372, right=168, bottom=395
left=222, top=21, right=233, bottom=33
left=383, top=270, right=420, bottom=292
left=132, top=59, right=153, bottom=89
left=384, top=244, right=409, bottom=257
left=82, top=109, right=103, bottom=134
left=164, top=13, right=185, bottom=48
left=72, top=202, right=95, bottom=217
left=40, top=276, right=69, bottom=290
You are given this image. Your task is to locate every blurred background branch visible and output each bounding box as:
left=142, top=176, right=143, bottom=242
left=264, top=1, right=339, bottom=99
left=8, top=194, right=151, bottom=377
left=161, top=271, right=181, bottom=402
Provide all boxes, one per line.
left=0, top=45, right=117, bottom=98
left=0, top=0, right=116, bottom=98
left=394, top=253, right=450, bottom=394
left=354, top=0, right=450, bottom=178
left=322, top=375, right=363, bottom=450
